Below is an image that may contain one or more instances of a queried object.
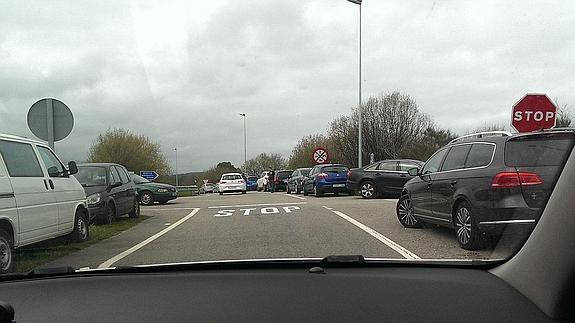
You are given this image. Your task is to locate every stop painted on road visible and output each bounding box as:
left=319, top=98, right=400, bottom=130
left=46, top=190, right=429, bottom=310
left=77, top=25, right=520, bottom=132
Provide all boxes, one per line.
left=213, top=206, right=301, bottom=217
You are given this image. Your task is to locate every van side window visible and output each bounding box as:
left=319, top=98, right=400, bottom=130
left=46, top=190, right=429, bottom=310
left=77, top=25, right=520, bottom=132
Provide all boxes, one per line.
left=465, top=144, right=495, bottom=168
left=116, top=166, right=130, bottom=184
left=37, top=146, right=66, bottom=177
left=0, top=140, right=44, bottom=177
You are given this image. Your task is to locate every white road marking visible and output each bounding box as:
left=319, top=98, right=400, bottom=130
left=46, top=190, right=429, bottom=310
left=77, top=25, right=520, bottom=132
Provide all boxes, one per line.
left=208, top=202, right=307, bottom=209
left=284, top=194, right=306, bottom=200
left=323, top=206, right=420, bottom=260
left=98, top=208, right=201, bottom=268
left=164, top=223, right=171, bottom=226
left=142, top=207, right=197, bottom=211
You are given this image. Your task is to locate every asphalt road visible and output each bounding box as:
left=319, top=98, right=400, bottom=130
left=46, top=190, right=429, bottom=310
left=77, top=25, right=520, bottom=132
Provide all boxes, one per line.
left=44, top=191, right=519, bottom=270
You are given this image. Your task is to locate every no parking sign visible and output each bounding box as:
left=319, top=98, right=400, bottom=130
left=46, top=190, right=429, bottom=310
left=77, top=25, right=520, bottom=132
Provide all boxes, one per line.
left=312, top=147, right=329, bottom=164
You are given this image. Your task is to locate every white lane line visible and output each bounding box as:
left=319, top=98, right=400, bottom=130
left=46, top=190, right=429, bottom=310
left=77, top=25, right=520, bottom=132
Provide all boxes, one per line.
left=141, top=207, right=197, bottom=211
left=323, top=206, right=420, bottom=260
left=98, top=208, right=201, bottom=268
left=208, top=202, right=307, bottom=209
left=284, top=194, right=307, bottom=200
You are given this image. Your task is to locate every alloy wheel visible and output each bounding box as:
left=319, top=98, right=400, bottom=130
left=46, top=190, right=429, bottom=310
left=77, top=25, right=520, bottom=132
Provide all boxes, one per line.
left=361, top=182, right=375, bottom=198
left=456, top=207, right=472, bottom=245
left=398, top=197, right=417, bottom=226
left=0, top=239, right=11, bottom=271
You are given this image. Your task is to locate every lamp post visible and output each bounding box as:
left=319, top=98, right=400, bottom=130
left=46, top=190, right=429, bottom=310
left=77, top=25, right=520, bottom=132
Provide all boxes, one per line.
left=239, top=113, right=247, bottom=165
left=347, top=0, right=363, bottom=167
left=173, top=147, right=178, bottom=187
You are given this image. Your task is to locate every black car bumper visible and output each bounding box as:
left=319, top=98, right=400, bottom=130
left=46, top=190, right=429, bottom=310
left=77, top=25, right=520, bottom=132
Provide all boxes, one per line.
left=346, top=180, right=359, bottom=191
left=87, top=204, right=107, bottom=223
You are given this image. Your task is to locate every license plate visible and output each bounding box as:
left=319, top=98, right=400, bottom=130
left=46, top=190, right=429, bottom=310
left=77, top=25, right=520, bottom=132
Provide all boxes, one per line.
left=333, top=184, right=345, bottom=188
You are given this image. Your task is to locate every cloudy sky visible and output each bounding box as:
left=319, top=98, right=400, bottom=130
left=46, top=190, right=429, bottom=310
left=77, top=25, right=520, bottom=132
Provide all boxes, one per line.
left=1, top=0, right=573, bottom=172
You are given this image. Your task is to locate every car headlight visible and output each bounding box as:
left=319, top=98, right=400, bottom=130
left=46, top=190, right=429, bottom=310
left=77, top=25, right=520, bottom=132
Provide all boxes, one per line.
left=87, top=193, right=101, bottom=205
left=157, top=188, right=168, bottom=193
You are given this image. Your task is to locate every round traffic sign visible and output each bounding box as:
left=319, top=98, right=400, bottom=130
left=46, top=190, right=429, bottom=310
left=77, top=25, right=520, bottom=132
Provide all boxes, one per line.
left=312, top=147, right=329, bottom=164
left=27, top=98, right=74, bottom=141
left=511, top=94, right=556, bottom=133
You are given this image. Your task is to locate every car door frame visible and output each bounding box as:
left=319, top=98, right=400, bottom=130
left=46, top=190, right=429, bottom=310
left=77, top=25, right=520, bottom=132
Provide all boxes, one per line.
left=411, top=148, right=449, bottom=221
left=107, top=166, right=124, bottom=216
left=0, top=151, right=18, bottom=247
left=373, top=161, right=403, bottom=194
left=115, top=165, right=136, bottom=214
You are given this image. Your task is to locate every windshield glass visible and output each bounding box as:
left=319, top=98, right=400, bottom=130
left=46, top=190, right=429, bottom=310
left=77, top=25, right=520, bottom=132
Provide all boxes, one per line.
left=132, top=174, right=150, bottom=184
left=0, top=0, right=573, bottom=275
left=76, top=166, right=108, bottom=186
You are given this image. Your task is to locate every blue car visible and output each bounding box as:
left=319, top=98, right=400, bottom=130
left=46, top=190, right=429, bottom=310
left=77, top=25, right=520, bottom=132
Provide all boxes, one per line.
left=303, top=164, right=350, bottom=197
left=246, top=175, right=258, bottom=191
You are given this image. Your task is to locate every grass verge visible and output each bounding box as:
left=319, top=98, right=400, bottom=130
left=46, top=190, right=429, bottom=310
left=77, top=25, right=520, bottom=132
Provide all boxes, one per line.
left=13, top=215, right=150, bottom=272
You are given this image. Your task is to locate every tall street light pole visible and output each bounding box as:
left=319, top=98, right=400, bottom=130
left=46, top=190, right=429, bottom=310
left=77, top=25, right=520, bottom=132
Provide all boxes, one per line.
left=239, top=113, right=247, bottom=166
left=173, top=147, right=178, bottom=187
left=347, top=0, right=363, bottom=167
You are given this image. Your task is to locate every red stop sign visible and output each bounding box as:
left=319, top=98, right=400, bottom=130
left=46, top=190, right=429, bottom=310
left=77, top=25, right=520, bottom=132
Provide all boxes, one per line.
left=512, top=94, right=557, bottom=133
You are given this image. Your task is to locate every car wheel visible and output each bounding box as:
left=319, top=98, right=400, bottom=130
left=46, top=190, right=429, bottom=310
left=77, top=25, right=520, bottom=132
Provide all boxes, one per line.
left=140, top=191, right=154, bottom=205
left=71, top=209, right=90, bottom=242
left=454, top=201, right=484, bottom=250
left=360, top=181, right=377, bottom=199
left=129, top=198, right=140, bottom=218
left=313, top=185, right=323, bottom=197
left=396, top=195, right=421, bottom=228
left=0, top=229, right=14, bottom=274
left=99, top=203, right=115, bottom=225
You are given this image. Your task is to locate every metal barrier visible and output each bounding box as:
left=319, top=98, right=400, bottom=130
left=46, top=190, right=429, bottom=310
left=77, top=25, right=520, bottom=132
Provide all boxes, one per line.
left=176, top=185, right=199, bottom=195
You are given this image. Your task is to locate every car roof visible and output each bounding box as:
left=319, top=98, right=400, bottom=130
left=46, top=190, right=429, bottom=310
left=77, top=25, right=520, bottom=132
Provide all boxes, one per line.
left=0, top=133, right=47, bottom=146
left=276, top=170, right=293, bottom=172
left=296, top=167, right=312, bottom=170
left=221, top=172, right=242, bottom=176
left=317, top=164, right=346, bottom=167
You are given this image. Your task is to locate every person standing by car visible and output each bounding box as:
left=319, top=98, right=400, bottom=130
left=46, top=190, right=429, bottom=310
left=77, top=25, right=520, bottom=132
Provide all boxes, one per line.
left=267, top=167, right=275, bottom=193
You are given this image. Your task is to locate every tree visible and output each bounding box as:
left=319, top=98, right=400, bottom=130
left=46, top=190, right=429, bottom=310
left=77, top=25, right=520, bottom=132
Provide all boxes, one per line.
left=288, top=134, right=338, bottom=169
left=471, top=123, right=507, bottom=133
left=402, top=126, right=457, bottom=161
left=87, top=128, right=170, bottom=175
left=328, top=91, right=431, bottom=167
left=242, top=153, right=287, bottom=176
left=200, top=162, right=241, bottom=183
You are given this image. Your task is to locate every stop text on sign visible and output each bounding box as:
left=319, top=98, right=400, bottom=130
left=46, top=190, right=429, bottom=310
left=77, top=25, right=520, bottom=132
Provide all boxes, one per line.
left=513, top=111, right=555, bottom=122
left=213, top=206, right=301, bottom=217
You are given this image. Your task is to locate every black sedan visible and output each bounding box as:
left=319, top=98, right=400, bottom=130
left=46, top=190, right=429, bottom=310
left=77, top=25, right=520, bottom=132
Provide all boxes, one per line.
left=347, top=159, right=423, bottom=199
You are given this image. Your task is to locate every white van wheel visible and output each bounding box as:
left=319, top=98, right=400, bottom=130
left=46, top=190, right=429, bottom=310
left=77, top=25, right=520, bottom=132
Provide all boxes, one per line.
left=71, top=210, right=90, bottom=242
left=0, top=230, right=13, bottom=273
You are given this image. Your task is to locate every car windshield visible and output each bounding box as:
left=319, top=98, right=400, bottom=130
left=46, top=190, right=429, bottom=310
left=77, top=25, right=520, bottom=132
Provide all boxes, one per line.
left=132, top=174, right=150, bottom=184
left=0, top=0, right=574, bottom=276
left=76, top=167, right=108, bottom=186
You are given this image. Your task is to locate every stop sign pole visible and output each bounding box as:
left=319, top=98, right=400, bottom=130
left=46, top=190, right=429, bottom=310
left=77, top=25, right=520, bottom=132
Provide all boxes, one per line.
left=511, top=94, right=557, bottom=133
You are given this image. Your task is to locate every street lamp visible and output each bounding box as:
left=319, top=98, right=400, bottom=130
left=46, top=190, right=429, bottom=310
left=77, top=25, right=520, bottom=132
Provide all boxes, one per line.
left=347, top=0, right=363, bottom=167
left=239, top=113, right=247, bottom=166
left=173, top=147, right=178, bottom=187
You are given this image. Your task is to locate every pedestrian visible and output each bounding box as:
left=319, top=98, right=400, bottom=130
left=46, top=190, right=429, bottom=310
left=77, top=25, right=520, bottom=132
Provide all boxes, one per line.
left=267, top=167, right=275, bottom=193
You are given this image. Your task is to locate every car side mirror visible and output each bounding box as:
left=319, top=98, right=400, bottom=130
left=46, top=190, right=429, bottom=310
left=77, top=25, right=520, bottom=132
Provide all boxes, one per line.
left=408, top=167, right=420, bottom=176
left=68, top=161, right=78, bottom=175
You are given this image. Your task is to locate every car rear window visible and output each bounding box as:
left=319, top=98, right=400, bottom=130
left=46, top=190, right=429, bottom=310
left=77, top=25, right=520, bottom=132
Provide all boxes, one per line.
left=505, top=134, right=575, bottom=167
left=300, top=169, right=311, bottom=176
left=323, top=166, right=348, bottom=173
left=248, top=176, right=258, bottom=181
left=222, top=174, right=242, bottom=180
left=277, top=171, right=292, bottom=179
left=464, top=143, right=495, bottom=168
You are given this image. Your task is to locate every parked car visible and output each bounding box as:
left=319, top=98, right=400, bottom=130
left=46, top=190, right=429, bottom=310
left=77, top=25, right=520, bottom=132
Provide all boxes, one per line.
left=219, top=173, right=247, bottom=195
left=199, top=183, right=216, bottom=194
left=0, top=134, right=89, bottom=272
left=286, top=168, right=311, bottom=194
left=256, top=171, right=270, bottom=191
left=246, top=176, right=258, bottom=191
left=303, top=164, right=350, bottom=197
left=76, top=163, right=140, bottom=224
left=347, top=159, right=424, bottom=199
left=398, top=130, right=575, bottom=250
left=272, top=170, right=293, bottom=192
left=131, top=174, right=178, bottom=205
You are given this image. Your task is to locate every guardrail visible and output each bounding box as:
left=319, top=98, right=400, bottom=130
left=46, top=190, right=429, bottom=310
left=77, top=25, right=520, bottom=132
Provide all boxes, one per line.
left=176, top=185, right=199, bottom=195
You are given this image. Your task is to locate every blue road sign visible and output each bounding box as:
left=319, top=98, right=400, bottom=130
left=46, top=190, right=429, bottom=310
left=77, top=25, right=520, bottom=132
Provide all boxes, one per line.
left=140, top=171, right=159, bottom=181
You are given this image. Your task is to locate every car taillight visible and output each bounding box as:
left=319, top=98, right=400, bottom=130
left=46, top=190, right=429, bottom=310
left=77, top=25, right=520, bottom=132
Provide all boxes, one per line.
left=219, top=180, right=226, bottom=184
left=347, top=170, right=352, bottom=177
left=491, top=172, right=543, bottom=189
left=318, top=173, right=328, bottom=179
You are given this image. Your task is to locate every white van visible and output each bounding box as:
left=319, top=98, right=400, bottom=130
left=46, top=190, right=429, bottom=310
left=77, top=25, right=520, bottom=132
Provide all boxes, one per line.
left=0, top=134, right=89, bottom=273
